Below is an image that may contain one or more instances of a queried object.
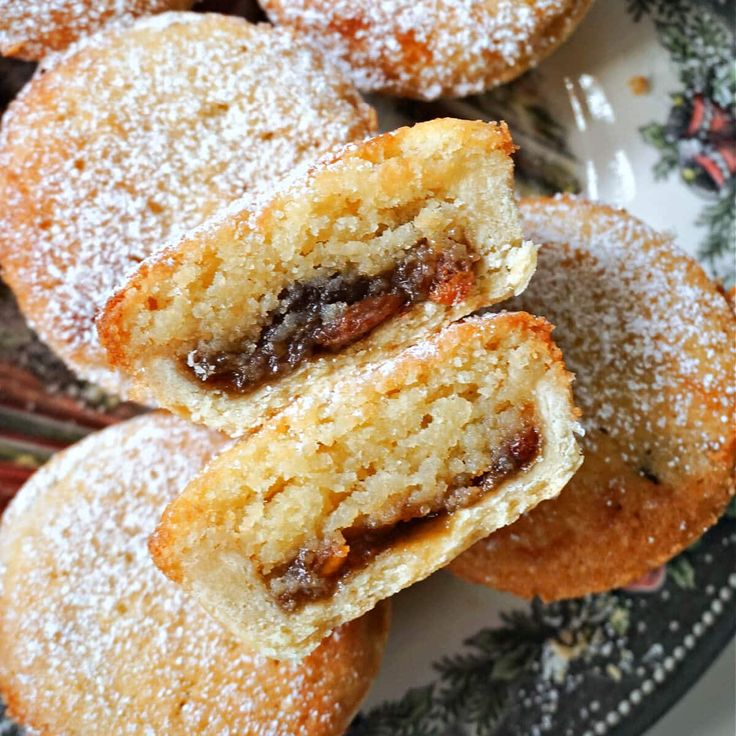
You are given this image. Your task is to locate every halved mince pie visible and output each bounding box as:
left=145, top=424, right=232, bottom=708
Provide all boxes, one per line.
left=99, top=118, right=536, bottom=436
left=150, top=312, right=583, bottom=659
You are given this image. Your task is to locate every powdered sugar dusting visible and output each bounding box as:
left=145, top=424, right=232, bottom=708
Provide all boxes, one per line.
left=513, top=196, right=735, bottom=479
left=0, top=413, right=382, bottom=733
left=261, top=0, right=580, bottom=99
left=0, top=0, right=193, bottom=59
left=0, top=12, right=374, bottom=395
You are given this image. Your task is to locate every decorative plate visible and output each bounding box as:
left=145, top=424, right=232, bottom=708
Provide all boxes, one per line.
left=0, top=0, right=733, bottom=734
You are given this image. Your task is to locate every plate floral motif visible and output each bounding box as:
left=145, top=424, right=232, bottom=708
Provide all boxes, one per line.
left=631, top=0, right=735, bottom=284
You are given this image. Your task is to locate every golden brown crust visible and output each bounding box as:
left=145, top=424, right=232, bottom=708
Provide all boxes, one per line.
left=0, top=12, right=376, bottom=396
left=0, top=0, right=194, bottom=60
left=453, top=444, right=735, bottom=600
left=100, top=119, right=516, bottom=373
left=261, top=0, right=593, bottom=99
left=98, top=118, right=536, bottom=436
left=0, top=412, right=389, bottom=734
left=450, top=196, right=736, bottom=600
left=149, top=311, right=582, bottom=657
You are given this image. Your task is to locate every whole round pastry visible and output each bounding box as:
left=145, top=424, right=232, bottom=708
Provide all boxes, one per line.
left=260, top=0, right=593, bottom=99
left=450, top=196, right=736, bottom=600
left=0, top=12, right=376, bottom=396
left=0, top=0, right=193, bottom=60
left=0, top=412, right=389, bottom=734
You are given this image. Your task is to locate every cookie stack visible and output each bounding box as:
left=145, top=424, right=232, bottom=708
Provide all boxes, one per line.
left=0, top=5, right=733, bottom=735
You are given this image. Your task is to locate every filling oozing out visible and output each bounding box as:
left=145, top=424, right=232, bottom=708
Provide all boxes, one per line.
left=265, top=423, right=541, bottom=612
left=185, top=234, right=478, bottom=393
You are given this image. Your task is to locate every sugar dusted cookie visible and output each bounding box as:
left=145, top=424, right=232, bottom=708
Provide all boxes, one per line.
left=0, top=0, right=193, bottom=60
left=0, top=12, right=376, bottom=396
left=0, top=412, right=389, bottom=734
left=451, top=196, right=736, bottom=600
left=261, top=0, right=593, bottom=99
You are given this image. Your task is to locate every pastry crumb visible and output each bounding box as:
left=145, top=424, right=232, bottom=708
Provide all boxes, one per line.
left=628, top=75, right=651, bottom=95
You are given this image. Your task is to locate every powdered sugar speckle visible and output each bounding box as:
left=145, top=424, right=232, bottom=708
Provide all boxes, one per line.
left=0, top=12, right=374, bottom=395
left=0, top=412, right=385, bottom=733
left=513, top=196, right=735, bottom=479
left=0, top=0, right=193, bottom=60
left=261, top=0, right=588, bottom=99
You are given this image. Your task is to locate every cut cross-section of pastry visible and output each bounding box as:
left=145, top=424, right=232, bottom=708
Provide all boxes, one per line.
left=150, top=312, right=583, bottom=659
left=99, top=118, right=537, bottom=436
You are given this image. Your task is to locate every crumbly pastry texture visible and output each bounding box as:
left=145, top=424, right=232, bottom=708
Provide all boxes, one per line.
left=451, top=196, right=736, bottom=600
left=0, top=412, right=389, bottom=735
left=151, top=312, right=582, bottom=659
left=0, top=12, right=376, bottom=397
left=100, top=118, right=536, bottom=436
left=0, top=0, right=193, bottom=60
left=260, top=0, right=593, bottom=99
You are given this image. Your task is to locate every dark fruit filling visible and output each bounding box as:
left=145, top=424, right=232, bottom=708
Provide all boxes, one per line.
left=266, top=424, right=541, bottom=611
left=185, top=236, right=477, bottom=393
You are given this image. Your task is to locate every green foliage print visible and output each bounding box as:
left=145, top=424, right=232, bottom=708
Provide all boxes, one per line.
left=349, top=596, right=628, bottom=736
left=628, top=0, right=736, bottom=285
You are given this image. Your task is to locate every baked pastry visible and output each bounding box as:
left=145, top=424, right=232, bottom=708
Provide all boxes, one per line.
left=260, top=0, right=593, bottom=99
left=0, top=13, right=376, bottom=397
left=451, top=196, right=736, bottom=600
left=0, top=412, right=389, bottom=734
left=150, top=312, right=582, bottom=658
left=99, top=118, right=537, bottom=436
left=0, top=0, right=193, bottom=60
